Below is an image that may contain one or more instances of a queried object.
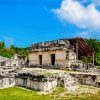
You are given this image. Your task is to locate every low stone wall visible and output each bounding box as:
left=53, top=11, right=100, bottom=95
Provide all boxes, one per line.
left=15, top=69, right=99, bottom=92
left=15, top=70, right=57, bottom=92
left=0, top=66, right=17, bottom=89
left=69, top=72, right=98, bottom=86
left=15, top=77, right=57, bottom=92
left=0, top=67, right=100, bottom=92
left=0, top=77, right=15, bottom=89
left=96, top=81, right=100, bottom=88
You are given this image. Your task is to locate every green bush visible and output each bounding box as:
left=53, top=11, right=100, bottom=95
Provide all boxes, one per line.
left=96, top=66, right=100, bottom=69
left=80, top=56, right=92, bottom=63
left=95, top=59, right=100, bottom=66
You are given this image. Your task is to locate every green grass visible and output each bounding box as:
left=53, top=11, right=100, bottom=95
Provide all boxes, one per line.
left=0, top=86, right=100, bottom=100
left=0, top=87, right=49, bottom=100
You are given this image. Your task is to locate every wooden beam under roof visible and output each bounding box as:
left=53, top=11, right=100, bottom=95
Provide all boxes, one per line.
left=69, top=38, right=95, bottom=58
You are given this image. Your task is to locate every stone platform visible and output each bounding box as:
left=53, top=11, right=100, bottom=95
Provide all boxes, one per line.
left=0, top=67, right=100, bottom=92
left=0, top=66, right=17, bottom=89
left=15, top=68, right=57, bottom=92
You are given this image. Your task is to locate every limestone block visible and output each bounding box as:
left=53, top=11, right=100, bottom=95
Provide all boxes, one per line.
left=28, top=53, right=39, bottom=64
left=26, top=77, right=31, bottom=88
left=0, top=79, right=3, bottom=87
left=55, top=50, right=66, bottom=60
left=0, top=78, right=15, bottom=89
left=39, top=82, right=46, bottom=91
left=42, top=52, right=50, bottom=64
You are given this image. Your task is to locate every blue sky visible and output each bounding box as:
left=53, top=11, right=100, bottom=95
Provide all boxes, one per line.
left=0, top=0, right=100, bottom=47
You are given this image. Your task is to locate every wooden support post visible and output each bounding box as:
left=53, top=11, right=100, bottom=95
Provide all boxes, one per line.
left=93, top=53, right=94, bottom=65
left=76, top=41, right=78, bottom=60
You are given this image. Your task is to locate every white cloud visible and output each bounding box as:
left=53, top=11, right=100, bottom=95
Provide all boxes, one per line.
left=76, top=32, right=89, bottom=38
left=93, top=0, right=100, bottom=7
left=75, top=31, right=100, bottom=39
left=53, top=0, right=100, bottom=30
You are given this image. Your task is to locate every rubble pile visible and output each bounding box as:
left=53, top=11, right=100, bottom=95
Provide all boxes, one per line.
left=0, top=66, right=18, bottom=89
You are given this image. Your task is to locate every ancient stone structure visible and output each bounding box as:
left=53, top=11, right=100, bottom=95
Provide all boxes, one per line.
left=0, top=67, right=100, bottom=92
left=0, top=54, right=27, bottom=67
left=15, top=68, right=99, bottom=91
left=15, top=69, right=57, bottom=92
left=0, top=38, right=98, bottom=92
left=0, top=67, right=16, bottom=89
left=0, top=56, right=10, bottom=66
left=28, top=39, right=76, bottom=68
left=69, top=72, right=98, bottom=86
left=10, top=54, right=27, bottom=67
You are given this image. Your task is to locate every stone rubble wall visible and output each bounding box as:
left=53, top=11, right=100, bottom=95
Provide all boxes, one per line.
left=28, top=39, right=72, bottom=52
left=0, top=77, right=15, bottom=89
left=69, top=72, right=98, bottom=86
left=0, top=66, right=18, bottom=89
left=57, top=72, right=79, bottom=87
left=15, top=77, right=57, bottom=92
left=28, top=50, right=76, bottom=68
left=56, top=71, right=99, bottom=89
left=0, top=67, right=99, bottom=92
left=0, top=72, right=98, bottom=91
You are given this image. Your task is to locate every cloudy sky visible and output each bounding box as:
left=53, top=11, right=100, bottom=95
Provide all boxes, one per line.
left=0, top=0, right=100, bottom=47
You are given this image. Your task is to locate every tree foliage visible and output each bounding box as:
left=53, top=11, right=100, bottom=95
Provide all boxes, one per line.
left=85, top=38, right=100, bottom=65
left=10, top=45, right=28, bottom=56
left=80, top=56, right=92, bottom=63
left=0, top=42, right=27, bottom=58
left=0, top=42, right=5, bottom=49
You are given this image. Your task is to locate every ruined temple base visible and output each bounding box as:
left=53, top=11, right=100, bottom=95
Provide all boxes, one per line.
left=0, top=67, right=100, bottom=93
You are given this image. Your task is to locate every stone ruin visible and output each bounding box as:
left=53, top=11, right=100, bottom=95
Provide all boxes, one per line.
left=0, top=66, right=17, bottom=89
left=15, top=68, right=57, bottom=92
left=0, top=67, right=100, bottom=93
left=28, top=39, right=76, bottom=69
left=28, top=38, right=95, bottom=71
left=0, top=63, right=97, bottom=92
left=28, top=39, right=73, bottom=52
left=15, top=68, right=79, bottom=92
left=0, top=38, right=98, bottom=93
left=0, top=54, right=27, bottom=67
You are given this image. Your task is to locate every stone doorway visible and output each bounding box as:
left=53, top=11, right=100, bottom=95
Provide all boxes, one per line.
left=39, top=55, right=42, bottom=65
left=51, top=54, right=55, bottom=65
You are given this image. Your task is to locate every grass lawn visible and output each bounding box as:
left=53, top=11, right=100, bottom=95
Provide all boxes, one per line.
left=0, top=86, right=100, bottom=100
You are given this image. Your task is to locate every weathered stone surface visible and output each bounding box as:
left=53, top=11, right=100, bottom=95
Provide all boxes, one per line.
left=0, top=78, right=15, bottom=89
left=0, top=66, right=19, bottom=89
left=69, top=72, right=98, bottom=86
left=28, top=39, right=72, bottom=52
left=0, top=67, right=100, bottom=93
left=15, top=68, right=58, bottom=92
left=28, top=50, right=76, bottom=68
left=0, top=67, right=17, bottom=89
left=28, top=39, right=76, bottom=68
left=0, top=54, right=27, bottom=67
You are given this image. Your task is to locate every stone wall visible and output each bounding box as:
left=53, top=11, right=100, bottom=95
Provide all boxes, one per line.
left=0, top=77, right=15, bottom=89
left=0, top=67, right=99, bottom=92
left=15, top=69, right=58, bottom=92
left=15, top=77, right=57, bottom=92
left=28, top=39, right=76, bottom=68
left=69, top=72, right=98, bottom=86
left=28, top=50, right=76, bottom=68
left=0, top=66, right=18, bottom=89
